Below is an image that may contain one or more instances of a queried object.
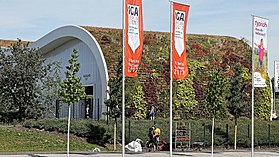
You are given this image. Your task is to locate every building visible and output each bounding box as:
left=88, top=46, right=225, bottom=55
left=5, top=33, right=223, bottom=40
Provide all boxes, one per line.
left=30, top=25, right=109, bottom=120
left=1, top=25, right=257, bottom=120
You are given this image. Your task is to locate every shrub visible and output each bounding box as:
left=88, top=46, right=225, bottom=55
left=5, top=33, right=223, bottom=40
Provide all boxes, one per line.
left=23, top=118, right=279, bottom=148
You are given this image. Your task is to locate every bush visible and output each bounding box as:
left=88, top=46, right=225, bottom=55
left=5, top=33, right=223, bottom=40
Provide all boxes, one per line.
left=23, top=117, right=279, bottom=148
left=23, top=118, right=111, bottom=146
left=86, top=124, right=111, bottom=146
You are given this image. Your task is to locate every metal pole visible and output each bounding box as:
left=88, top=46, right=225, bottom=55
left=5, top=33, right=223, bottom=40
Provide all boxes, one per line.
left=128, top=120, right=131, bottom=143
left=107, top=105, right=109, bottom=125
left=211, top=117, right=214, bottom=157
left=56, top=100, right=59, bottom=118
left=67, top=105, right=71, bottom=157
left=248, top=124, right=250, bottom=147
left=122, top=0, right=126, bottom=156
left=268, top=124, right=271, bottom=147
left=274, top=61, right=276, bottom=112
left=84, top=97, right=87, bottom=119
left=97, top=98, right=100, bottom=121
left=274, top=80, right=276, bottom=112
left=73, top=103, right=75, bottom=119
left=203, top=123, right=206, bottom=148
left=226, top=124, right=229, bottom=149
left=189, top=123, right=191, bottom=149
left=251, top=15, right=255, bottom=157
left=274, top=89, right=276, bottom=111
left=169, top=1, right=173, bottom=156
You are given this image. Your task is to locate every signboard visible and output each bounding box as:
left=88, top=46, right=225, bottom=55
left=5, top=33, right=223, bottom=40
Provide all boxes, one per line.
left=125, top=0, right=143, bottom=77
left=171, top=2, right=190, bottom=79
left=253, top=16, right=268, bottom=87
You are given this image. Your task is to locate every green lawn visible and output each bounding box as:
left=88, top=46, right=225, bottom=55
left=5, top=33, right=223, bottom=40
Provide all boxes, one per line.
left=0, top=127, right=104, bottom=152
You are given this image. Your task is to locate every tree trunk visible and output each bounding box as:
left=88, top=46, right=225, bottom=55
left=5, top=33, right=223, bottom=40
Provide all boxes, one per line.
left=234, top=124, right=237, bottom=150
left=67, top=105, right=71, bottom=157
left=114, top=122, right=117, bottom=150
left=234, top=117, right=237, bottom=150
left=211, top=117, right=214, bottom=157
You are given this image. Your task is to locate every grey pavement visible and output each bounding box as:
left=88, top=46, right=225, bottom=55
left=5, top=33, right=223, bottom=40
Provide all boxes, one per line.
left=1, top=151, right=279, bottom=157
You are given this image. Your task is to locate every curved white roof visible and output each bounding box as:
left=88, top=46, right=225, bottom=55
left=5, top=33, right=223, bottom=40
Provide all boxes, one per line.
left=30, top=25, right=109, bottom=112
left=31, top=25, right=108, bottom=84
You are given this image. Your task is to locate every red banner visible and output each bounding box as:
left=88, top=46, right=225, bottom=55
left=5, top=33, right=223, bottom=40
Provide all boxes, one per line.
left=125, top=0, right=143, bottom=77
left=172, top=2, right=190, bottom=79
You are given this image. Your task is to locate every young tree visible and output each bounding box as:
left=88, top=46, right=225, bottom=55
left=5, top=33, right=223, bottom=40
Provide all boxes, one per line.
left=58, top=49, right=85, bottom=157
left=105, top=56, right=122, bottom=150
left=226, top=64, right=247, bottom=150
left=0, top=40, right=59, bottom=122
left=204, top=68, right=226, bottom=157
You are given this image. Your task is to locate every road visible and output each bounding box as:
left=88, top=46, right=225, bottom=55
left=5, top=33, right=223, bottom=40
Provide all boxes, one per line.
left=1, top=151, right=279, bottom=157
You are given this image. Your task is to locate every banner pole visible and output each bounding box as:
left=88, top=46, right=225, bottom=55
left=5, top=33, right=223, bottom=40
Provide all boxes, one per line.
left=122, top=0, right=126, bottom=156
left=251, top=15, right=255, bottom=157
left=274, top=61, right=276, bottom=112
left=169, top=1, right=173, bottom=157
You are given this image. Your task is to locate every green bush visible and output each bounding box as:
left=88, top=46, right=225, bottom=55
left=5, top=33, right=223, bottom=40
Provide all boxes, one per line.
left=86, top=124, right=111, bottom=146
left=23, top=118, right=279, bottom=148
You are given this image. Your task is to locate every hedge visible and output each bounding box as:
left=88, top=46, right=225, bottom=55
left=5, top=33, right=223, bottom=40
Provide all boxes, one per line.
left=23, top=117, right=279, bottom=148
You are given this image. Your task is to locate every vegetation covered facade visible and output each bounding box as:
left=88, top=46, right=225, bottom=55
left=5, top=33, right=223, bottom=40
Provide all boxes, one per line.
left=82, top=26, right=271, bottom=120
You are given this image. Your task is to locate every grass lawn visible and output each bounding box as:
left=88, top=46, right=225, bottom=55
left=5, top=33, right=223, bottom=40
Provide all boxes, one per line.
left=0, top=127, right=104, bottom=152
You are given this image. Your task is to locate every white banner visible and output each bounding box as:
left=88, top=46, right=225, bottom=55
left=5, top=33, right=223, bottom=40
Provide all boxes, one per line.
left=253, top=16, right=269, bottom=87
left=274, top=61, right=279, bottom=92
left=174, top=10, right=185, bottom=56
left=128, top=4, right=140, bottom=53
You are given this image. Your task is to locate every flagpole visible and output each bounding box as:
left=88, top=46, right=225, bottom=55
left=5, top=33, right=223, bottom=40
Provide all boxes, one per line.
left=251, top=15, right=255, bottom=157
left=274, top=61, right=276, bottom=112
left=272, top=61, right=277, bottom=113
left=122, top=0, right=126, bottom=156
left=169, top=1, right=173, bottom=157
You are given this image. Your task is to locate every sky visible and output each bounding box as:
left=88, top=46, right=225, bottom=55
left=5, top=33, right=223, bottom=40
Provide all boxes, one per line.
left=0, top=0, right=278, bottom=77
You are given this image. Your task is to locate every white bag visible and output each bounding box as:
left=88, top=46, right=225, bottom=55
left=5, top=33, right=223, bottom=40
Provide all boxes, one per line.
left=125, top=138, right=142, bottom=152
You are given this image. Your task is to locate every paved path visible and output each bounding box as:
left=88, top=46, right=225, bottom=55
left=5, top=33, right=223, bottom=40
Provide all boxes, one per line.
left=1, top=151, right=279, bottom=157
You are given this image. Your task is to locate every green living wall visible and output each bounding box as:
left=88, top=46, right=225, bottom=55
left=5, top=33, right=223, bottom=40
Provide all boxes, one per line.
left=82, top=27, right=271, bottom=120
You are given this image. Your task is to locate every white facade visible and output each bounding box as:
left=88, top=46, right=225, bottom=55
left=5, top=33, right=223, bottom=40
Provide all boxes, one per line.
left=30, top=25, right=109, bottom=120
